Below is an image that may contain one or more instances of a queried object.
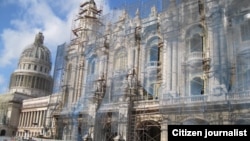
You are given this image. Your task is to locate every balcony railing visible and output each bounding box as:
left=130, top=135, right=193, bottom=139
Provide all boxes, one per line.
left=160, top=91, right=250, bottom=105
left=187, top=52, right=203, bottom=58
left=238, top=44, right=250, bottom=57
left=145, top=61, right=160, bottom=67
left=160, top=94, right=208, bottom=105
left=184, top=52, right=203, bottom=64
left=86, top=74, right=98, bottom=81
left=227, top=91, right=250, bottom=99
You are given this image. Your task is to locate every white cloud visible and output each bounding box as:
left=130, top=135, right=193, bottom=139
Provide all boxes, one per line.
left=0, top=75, right=8, bottom=93
left=0, top=0, right=112, bottom=94
left=0, top=0, right=112, bottom=68
left=0, top=0, right=77, bottom=67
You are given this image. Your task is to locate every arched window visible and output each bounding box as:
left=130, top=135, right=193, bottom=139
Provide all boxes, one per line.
left=239, top=69, right=250, bottom=91
left=186, top=24, right=204, bottom=54
left=67, top=64, right=72, bottom=84
left=190, top=33, right=203, bottom=53
left=241, top=18, right=250, bottom=41
left=149, top=46, right=159, bottom=62
left=114, top=48, right=127, bottom=71
left=0, top=130, right=6, bottom=136
left=191, top=77, right=204, bottom=95
left=88, top=55, right=97, bottom=75
left=244, top=69, right=250, bottom=90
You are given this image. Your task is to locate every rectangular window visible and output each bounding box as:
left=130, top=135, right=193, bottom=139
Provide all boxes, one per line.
left=241, top=20, right=250, bottom=41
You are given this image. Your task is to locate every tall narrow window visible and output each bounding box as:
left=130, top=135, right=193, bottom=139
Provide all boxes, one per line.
left=190, top=34, right=203, bottom=53
left=149, top=46, right=159, bottom=62
left=243, top=69, right=250, bottom=91
left=67, top=64, right=72, bottom=84
left=88, top=56, right=97, bottom=75
left=241, top=19, right=250, bottom=41
left=191, top=77, right=204, bottom=95
left=114, top=48, right=127, bottom=71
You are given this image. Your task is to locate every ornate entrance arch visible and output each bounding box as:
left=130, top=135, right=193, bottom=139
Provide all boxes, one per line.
left=136, top=120, right=161, bottom=141
left=181, top=118, right=209, bottom=125
left=0, top=130, right=6, bottom=136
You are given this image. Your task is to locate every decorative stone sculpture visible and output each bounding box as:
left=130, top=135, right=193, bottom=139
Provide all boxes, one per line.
left=34, top=32, right=44, bottom=47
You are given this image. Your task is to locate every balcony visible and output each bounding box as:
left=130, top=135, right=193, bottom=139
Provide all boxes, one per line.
left=144, top=61, right=161, bottom=75
left=113, top=69, right=128, bottom=76
left=183, top=52, right=203, bottom=68
left=86, top=74, right=98, bottom=81
left=145, top=61, right=160, bottom=67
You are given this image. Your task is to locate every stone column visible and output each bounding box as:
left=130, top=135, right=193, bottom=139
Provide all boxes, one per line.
left=21, top=112, right=25, bottom=127
left=162, top=42, right=168, bottom=88
left=219, top=18, right=227, bottom=90
left=116, top=102, right=129, bottom=141
left=42, top=110, right=46, bottom=127
left=128, top=47, right=133, bottom=68
left=26, top=112, right=30, bottom=127
left=166, top=40, right=172, bottom=91
left=75, top=56, right=82, bottom=103
left=18, top=113, right=23, bottom=127
left=30, top=111, right=34, bottom=127
left=32, top=112, right=35, bottom=127
left=39, top=111, right=42, bottom=127
left=161, top=120, right=168, bottom=141
left=172, top=41, right=177, bottom=92
left=71, top=118, right=78, bottom=141
left=23, top=112, right=26, bottom=127
left=23, top=75, right=27, bottom=87
left=29, top=112, right=32, bottom=127
left=33, top=111, right=37, bottom=126
left=34, top=111, right=39, bottom=127
left=16, top=75, right=19, bottom=86
left=36, top=111, right=39, bottom=125
left=37, top=111, right=40, bottom=127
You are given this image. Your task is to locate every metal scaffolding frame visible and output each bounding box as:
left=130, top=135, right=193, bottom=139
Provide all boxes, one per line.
left=48, top=0, right=250, bottom=141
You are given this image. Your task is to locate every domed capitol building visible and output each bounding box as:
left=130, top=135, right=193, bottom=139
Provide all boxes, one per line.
left=1, top=0, right=250, bottom=140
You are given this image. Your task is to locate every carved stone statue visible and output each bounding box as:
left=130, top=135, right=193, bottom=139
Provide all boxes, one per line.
left=63, top=125, right=69, bottom=140
left=150, top=6, right=157, bottom=17
left=34, top=32, right=44, bottom=46
left=127, top=69, right=136, bottom=88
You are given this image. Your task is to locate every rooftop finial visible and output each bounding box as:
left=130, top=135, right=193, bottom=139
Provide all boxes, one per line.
left=90, top=0, right=96, bottom=5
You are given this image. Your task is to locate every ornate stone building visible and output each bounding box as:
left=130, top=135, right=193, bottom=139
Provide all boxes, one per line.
left=9, top=32, right=53, bottom=97
left=0, top=92, right=32, bottom=137
left=3, top=32, right=54, bottom=139
left=13, top=32, right=59, bottom=139
left=50, top=0, right=250, bottom=141
left=2, top=0, right=250, bottom=141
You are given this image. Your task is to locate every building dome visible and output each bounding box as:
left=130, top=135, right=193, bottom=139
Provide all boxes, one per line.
left=20, top=32, right=51, bottom=65
left=9, top=32, right=53, bottom=97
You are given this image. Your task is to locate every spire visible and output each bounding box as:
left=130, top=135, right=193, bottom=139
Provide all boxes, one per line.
left=169, top=0, right=176, bottom=9
left=90, top=0, right=96, bottom=5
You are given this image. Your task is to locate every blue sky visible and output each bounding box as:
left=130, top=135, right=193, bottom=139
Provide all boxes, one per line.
left=0, top=0, right=159, bottom=94
left=0, top=0, right=115, bottom=94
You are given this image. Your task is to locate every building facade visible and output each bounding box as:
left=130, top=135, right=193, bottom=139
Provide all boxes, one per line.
left=6, top=0, right=250, bottom=141
left=0, top=92, right=33, bottom=137
left=52, top=0, right=250, bottom=140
